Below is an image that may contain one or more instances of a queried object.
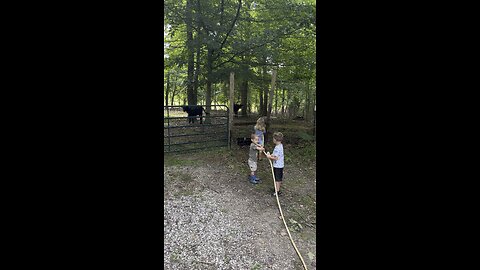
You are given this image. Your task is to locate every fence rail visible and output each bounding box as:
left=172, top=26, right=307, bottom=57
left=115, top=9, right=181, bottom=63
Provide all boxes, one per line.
left=163, top=105, right=230, bottom=153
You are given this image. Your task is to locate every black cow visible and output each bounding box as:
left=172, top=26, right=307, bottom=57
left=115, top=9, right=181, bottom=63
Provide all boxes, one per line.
left=236, top=137, right=252, bottom=146
left=234, top=104, right=243, bottom=116
left=182, top=105, right=207, bottom=124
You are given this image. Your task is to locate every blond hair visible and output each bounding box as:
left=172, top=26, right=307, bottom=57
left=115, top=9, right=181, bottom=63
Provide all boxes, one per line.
left=273, top=132, right=284, bottom=142
left=254, top=117, right=266, bottom=131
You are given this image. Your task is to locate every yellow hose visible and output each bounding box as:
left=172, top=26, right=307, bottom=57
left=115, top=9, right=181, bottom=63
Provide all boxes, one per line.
left=263, top=150, right=309, bottom=270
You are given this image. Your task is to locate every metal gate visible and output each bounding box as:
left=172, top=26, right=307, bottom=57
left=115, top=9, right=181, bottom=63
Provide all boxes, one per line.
left=163, top=105, right=230, bottom=153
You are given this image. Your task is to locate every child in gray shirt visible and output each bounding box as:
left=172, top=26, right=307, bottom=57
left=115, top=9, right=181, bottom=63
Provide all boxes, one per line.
left=248, top=134, right=265, bottom=184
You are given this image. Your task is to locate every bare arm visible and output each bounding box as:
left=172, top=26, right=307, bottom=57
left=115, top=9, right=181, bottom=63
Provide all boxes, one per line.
left=266, top=152, right=278, bottom=161
left=253, top=142, right=265, bottom=151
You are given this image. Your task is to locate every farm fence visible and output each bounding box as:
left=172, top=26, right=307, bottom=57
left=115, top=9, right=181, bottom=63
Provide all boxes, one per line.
left=163, top=105, right=230, bottom=153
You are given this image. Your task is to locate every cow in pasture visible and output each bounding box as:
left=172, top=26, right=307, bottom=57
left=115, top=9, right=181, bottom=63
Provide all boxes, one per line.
left=182, top=105, right=207, bottom=124
left=236, top=137, right=252, bottom=146
left=234, top=104, right=243, bottom=116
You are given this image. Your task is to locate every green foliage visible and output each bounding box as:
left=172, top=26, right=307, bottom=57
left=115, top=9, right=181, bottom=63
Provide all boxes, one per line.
left=288, top=218, right=304, bottom=232
left=297, top=131, right=315, bottom=142
left=164, top=0, right=316, bottom=116
left=251, top=262, right=262, bottom=270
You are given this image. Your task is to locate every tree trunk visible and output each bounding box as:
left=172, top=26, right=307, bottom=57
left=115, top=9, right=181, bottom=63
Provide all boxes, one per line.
left=262, top=65, right=268, bottom=116
left=266, top=70, right=276, bottom=141
left=266, top=70, right=276, bottom=121
left=205, top=48, right=214, bottom=114
left=281, top=88, right=285, bottom=117
left=274, top=86, right=278, bottom=115
left=165, top=73, right=170, bottom=107
left=240, top=70, right=248, bottom=116
left=193, top=37, right=201, bottom=105
left=212, top=84, right=216, bottom=107
left=193, top=0, right=201, bottom=105
left=258, top=87, right=263, bottom=115
left=305, top=82, right=310, bottom=121
left=186, top=0, right=195, bottom=105
left=229, top=72, right=235, bottom=146
left=312, top=89, right=316, bottom=123
left=303, top=87, right=306, bottom=119
left=170, top=80, right=176, bottom=106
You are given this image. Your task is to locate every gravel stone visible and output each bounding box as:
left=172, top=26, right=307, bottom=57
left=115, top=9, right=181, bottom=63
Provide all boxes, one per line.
left=164, top=165, right=314, bottom=270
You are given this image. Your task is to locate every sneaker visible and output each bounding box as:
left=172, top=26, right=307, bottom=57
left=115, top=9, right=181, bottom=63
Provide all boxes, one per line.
left=271, top=191, right=283, bottom=196
left=249, top=176, right=259, bottom=184
left=253, top=175, right=261, bottom=182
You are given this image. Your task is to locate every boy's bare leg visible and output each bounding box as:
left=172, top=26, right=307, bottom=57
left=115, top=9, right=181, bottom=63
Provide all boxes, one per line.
left=275, top=182, right=281, bottom=192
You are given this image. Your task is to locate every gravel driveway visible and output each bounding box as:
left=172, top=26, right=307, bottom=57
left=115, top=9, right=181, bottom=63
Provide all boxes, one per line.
left=164, top=155, right=316, bottom=269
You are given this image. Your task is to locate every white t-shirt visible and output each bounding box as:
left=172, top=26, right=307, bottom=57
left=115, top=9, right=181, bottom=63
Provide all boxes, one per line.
left=272, top=143, right=284, bottom=168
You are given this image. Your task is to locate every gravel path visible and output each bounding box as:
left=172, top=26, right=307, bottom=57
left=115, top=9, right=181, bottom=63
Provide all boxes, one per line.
left=164, top=164, right=315, bottom=269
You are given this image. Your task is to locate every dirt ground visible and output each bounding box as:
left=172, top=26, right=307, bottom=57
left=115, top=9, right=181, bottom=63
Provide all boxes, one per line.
left=164, top=123, right=316, bottom=269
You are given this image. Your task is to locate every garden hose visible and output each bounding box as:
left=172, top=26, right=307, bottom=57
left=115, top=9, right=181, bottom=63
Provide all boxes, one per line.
left=263, top=150, right=309, bottom=270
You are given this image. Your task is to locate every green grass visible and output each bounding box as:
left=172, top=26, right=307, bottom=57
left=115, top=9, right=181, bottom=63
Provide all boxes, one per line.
left=285, top=142, right=316, bottom=164
left=164, top=111, right=186, bottom=117
left=251, top=262, right=262, bottom=270
left=299, top=229, right=316, bottom=242
left=297, top=131, right=315, bottom=141
left=179, top=172, right=193, bottom=183
left=164, top=147, right=234, bottom=167
left=170, top=253, right=180, bottom=262
left=165, top=171, right=196, bottom=197
left=164, top=154, right=197, bottom=166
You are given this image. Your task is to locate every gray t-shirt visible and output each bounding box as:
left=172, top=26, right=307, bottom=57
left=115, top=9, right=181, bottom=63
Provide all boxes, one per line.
left=249, top=143, right=258, bottom=161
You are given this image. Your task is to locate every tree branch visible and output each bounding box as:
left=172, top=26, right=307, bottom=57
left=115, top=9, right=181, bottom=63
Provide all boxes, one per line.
left=214, top=0, right=242, bottom=60
left=213, top=27, right=298, bottom=70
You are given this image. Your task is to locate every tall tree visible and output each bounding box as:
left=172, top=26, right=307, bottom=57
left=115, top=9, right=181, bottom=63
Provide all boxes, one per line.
left=186, top=0, right=195, bottom=105
left=266, top=69, right=276, bottom=121
left=164, top=0, right=316, bottom=114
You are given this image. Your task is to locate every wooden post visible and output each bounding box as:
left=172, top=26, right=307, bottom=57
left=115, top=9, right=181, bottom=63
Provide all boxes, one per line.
left=229, top=72, right=235, bottom=148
